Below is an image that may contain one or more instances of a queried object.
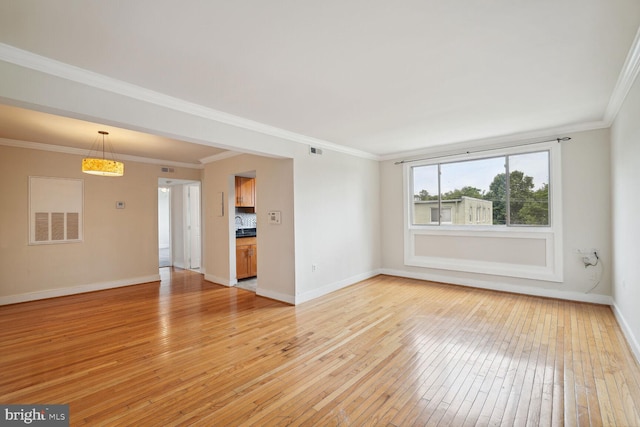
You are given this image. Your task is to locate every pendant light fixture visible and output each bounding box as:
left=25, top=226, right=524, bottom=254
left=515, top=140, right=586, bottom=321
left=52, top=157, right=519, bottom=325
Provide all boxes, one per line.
left=81, top=131, right=124, bottom=176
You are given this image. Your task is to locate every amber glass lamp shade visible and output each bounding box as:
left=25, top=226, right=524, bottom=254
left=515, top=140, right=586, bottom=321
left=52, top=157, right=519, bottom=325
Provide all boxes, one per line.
left=81, top=158, right=124, bottom=176
left=81, top=131, right=124, bottom=177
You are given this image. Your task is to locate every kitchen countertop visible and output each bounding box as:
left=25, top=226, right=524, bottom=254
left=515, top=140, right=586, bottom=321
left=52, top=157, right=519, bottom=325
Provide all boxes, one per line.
left=236, top=228, right=256, bottom=238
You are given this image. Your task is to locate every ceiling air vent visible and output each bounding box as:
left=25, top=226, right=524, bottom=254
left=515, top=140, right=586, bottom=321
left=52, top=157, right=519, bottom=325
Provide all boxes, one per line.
left=161, top=167, right=175, bottom=173
left=309, top=146, right=323, bottom=156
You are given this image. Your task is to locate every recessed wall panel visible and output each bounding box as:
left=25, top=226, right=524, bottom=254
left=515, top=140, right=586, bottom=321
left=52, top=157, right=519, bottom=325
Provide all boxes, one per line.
left=414, top=234, right=547, bottom=266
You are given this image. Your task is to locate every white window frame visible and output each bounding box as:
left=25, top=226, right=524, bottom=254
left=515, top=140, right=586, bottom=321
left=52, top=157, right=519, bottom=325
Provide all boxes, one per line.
left=403, top=141, right=563, bottom=282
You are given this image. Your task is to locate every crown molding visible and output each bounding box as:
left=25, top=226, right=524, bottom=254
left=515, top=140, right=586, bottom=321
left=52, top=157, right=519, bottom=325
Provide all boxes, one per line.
left=0, top=43, right=377, bottom=161
left=604, top=25, right=640, bottom=124
left=199, top=151, right=242, bottom=164
left=0, top=138, right=204, bottom=169
left=379, top=120, right=610, bottom=162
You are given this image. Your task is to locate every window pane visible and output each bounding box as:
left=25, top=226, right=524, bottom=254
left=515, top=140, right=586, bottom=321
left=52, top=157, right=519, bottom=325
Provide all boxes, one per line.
left=508, top=151, right=549, bottom=226
left=412, top=164, right=438, bottom=225
left=430, top=207, right=452, bottom=223
left=440, top=157, right=504, bottom=225
left=410, top=150, right=550, bottom=227
left=441, top=207, right=452, bottom=223
left=430, top=207, right=439, bottom=223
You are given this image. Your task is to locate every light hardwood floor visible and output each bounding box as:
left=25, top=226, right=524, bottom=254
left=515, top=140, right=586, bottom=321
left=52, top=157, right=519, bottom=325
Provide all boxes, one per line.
left=2, top=269, right=640, bottom=426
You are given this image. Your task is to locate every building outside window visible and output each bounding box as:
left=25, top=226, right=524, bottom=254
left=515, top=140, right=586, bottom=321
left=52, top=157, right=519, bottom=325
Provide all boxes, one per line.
left=411, top=150, right=550, bottom=227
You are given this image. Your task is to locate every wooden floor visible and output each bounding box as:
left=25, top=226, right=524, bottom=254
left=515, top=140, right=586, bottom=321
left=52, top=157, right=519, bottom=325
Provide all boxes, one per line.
left=2, top=269, right=640, bottom=426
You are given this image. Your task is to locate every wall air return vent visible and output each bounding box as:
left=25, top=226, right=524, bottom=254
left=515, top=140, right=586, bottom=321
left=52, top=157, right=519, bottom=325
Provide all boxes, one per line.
left=161, top=167, right=175, bottom=173
left=309, top=146, right=323, bottom=156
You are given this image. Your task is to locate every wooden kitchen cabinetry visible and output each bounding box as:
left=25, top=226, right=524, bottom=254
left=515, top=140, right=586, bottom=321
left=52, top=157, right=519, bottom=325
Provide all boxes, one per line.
left=235, top=177, right=255, bottom=207
left=236, top=236, right=257, bottom=279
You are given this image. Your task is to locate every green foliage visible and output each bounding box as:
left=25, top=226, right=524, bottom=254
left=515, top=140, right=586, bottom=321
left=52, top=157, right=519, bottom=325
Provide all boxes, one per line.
left=415, top=189, right=438, bottom=201
left=442, top=186, right=484, bottom=200
left=485, top=173, right=507, bottom=225
left=518, top=183, right=549, bottom=225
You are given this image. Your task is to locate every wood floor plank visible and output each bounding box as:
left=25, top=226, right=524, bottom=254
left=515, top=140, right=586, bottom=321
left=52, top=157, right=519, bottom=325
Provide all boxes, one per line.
left=465, top=294, right=528, bottom=426
left=2, top=270, right=640, bottom=426
left=430, top=298, right=508, bottom=426
left=486, top=297, right=536, bottom=426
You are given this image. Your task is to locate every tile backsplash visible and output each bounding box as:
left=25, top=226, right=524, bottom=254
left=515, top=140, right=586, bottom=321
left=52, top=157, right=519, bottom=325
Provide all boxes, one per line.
left=235, top=212, right=257, bottom=229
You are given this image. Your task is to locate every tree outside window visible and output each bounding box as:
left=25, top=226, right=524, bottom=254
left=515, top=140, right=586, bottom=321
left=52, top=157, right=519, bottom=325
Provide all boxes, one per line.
left=412, top=151, right=549, bottom=226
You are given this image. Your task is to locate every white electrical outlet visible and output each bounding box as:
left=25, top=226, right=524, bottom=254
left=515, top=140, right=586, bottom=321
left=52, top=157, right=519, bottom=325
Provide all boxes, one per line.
left=311, top=264, right=317, bottom=272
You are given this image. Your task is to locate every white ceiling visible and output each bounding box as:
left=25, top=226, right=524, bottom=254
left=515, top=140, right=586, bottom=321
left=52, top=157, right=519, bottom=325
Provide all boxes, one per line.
left=0, top=1, right=639, bottom=159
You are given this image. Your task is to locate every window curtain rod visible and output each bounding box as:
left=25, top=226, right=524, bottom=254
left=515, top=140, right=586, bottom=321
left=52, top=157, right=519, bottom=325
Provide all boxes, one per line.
left=394, top=137, right=571, bottom=165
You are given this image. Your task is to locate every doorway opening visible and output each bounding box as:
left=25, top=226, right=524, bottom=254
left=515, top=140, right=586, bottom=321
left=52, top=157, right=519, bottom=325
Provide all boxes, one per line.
left=234, top=171, right=257, bottom=292
left=158, top=179, right=202, bottom=271
left=158, top=186, right=171, bottom=267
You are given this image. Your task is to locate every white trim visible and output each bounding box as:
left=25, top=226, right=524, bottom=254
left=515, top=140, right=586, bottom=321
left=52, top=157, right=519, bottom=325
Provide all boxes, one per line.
left=204, top=273, right=234, bottom=287
left=380, top=268, right=612, bottom=305
left=294, top=270, right=381, bottom=305
left=0, top=137, right=204, bottom=169
left=604, top=25, right=640, bottom=124
left=0, top=43, right=376, bottom=161
left=200, top=151, right=243, bottom=164
left=611, top=301, right=640, bottom=364
left=0, top=274, right=160, bottom=306
left=256, top=287, right=296, bottom=304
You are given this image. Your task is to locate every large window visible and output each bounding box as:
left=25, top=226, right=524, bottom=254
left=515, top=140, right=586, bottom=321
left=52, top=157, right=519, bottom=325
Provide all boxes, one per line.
left=412, top=150, right=550, bottom=227
left=404, top=141, right=562, bottom=282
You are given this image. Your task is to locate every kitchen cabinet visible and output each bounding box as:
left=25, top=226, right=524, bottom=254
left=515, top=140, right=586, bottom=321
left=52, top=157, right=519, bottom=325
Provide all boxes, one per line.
left=235, top=177, right=255, bottom=208
left=236, top=236, right=257, bottom=279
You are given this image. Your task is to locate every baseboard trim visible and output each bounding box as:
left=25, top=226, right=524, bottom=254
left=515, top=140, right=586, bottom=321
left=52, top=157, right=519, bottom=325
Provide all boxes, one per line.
left=379, top=268, right=613, bottom=305
left=256, top=288, right=295, bottom=305
left=294, top=270, right=381, bottom=305
left=204, top=273, right=234, bottom=287
left=0, top=274, right=161, bottom=306
left=611, top=301, right=640, bottom=365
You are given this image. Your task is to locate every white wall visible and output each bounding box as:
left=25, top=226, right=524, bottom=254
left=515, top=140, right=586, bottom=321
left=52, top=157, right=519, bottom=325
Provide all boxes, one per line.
left=293, top=146, right=381, bottom=303
left=202, top=148, right=382, bottom=305
left=611, top=73, right=640, bottom=360
left=380, top=128, right=612, bottom=303
left=203, top=154, right=296, bottom=302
